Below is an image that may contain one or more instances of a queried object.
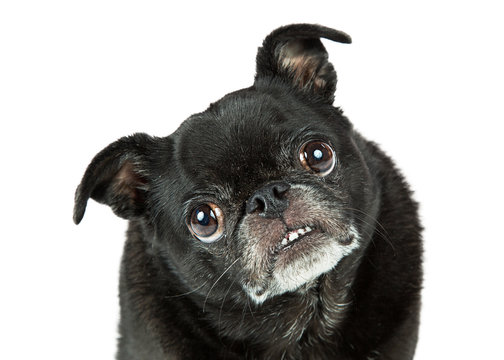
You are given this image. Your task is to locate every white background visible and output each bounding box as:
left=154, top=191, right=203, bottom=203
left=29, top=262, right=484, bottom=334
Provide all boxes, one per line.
left=1, top=1, right=503, bottom=359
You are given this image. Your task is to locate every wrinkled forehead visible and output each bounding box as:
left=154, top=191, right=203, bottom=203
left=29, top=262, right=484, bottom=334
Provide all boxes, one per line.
left=176, top=99, right=292, bottom=186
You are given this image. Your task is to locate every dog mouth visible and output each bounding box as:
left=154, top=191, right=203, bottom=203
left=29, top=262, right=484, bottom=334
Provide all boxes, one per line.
left=241, top=220, right=359, bottom=304
left=239, top=185, right=361, bottom=304
left=277, top=225, right=319, bottom=251
left=240, top=220, right=361, bottom=304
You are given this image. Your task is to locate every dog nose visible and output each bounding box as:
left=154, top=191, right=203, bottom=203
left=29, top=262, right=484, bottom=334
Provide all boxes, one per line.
left=246, top=181, right=290, bottom=218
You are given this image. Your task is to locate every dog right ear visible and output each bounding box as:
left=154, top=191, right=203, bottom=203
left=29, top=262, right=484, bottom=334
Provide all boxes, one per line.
left=73, top=133, right=157, bottom=224
left=255, top=24, right=351, bottom=103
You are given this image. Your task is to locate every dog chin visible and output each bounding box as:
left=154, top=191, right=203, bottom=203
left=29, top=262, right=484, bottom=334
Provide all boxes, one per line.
left=244, top=225, right=360, bottom=305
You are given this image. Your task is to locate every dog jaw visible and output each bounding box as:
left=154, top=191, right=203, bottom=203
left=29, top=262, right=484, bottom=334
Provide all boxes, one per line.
left=238, top=185, right=361, bottom=304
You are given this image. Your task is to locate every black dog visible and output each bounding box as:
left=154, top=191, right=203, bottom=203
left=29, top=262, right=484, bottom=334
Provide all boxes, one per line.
left=74, top=24, right=422, bottom=360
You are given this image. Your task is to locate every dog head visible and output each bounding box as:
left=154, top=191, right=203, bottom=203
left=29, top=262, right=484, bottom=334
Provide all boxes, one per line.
left=74, top=24, right=379, bottom=306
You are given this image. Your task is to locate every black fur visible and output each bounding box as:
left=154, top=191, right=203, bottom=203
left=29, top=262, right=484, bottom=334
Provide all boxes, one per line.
left=74, top=24, right=422, bottom=360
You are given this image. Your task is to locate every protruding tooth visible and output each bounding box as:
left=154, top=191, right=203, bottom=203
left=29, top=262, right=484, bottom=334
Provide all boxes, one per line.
left=281, top=238, right=288, bottom=246
left=305, top=226, right=312, bottom=232
left=298, top=229, right=306, bottom=235
left=288, top=232, right=299, bottom=242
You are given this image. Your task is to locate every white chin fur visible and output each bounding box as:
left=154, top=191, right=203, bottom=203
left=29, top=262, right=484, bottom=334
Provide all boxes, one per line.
left=246, top=225, right=360, bottom=305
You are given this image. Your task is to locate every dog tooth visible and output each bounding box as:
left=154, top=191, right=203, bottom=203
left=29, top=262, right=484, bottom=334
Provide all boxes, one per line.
left=305, top=226, right=312, bottom=232
left=288, top=232, right=299, bottom=241
left=298, top=229, right=306, bottom=235
left=281, top=238, right=288, bottom=246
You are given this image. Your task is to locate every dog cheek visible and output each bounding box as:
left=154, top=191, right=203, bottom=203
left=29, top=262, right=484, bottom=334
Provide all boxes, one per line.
left=237, top=215, right=284, bottom=284
left=282, top=188, right=331, bottom=225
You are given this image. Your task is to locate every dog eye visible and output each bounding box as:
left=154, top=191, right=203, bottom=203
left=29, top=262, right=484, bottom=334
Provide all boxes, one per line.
left=299, top=141, right=336, bottom=176
left=188, top=203, right=224, bottom=243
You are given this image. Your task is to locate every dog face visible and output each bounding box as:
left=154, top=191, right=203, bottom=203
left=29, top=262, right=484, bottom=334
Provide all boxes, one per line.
left=74, top=24, right=378, bottom=307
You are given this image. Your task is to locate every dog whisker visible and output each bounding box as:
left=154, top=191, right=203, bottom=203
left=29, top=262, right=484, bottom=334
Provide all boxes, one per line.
left=343, top=207, right=389, bottom=234
left=341, top=207, right=396, bottom=255
left=218, top=275, right=239, bottom=336
left=164, top=281, right=208, bottom=298
left=247, top=296, right=257, bottom=322
left=203, top=257, right=241, bottom=313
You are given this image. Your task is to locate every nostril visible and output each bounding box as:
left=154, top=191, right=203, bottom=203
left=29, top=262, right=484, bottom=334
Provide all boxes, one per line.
left=254, top=196, right=266, bottom=212
left=272, top=183, right=290, bottom=198
left=246, top=194, right=266, bottom=214
left=245, top=182, right=290, bottom=216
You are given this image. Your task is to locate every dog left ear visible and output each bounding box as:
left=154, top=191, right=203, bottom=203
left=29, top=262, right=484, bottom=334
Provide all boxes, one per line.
left=73, top=133, right=156, bottom=224
left=255, top=24, right=351, bottom=103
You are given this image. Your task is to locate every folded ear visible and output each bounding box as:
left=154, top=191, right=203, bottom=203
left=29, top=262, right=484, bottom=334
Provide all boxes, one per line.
left=73, top=133, right=156, bottom=224
left=255, top=24, right=351, bottom=103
